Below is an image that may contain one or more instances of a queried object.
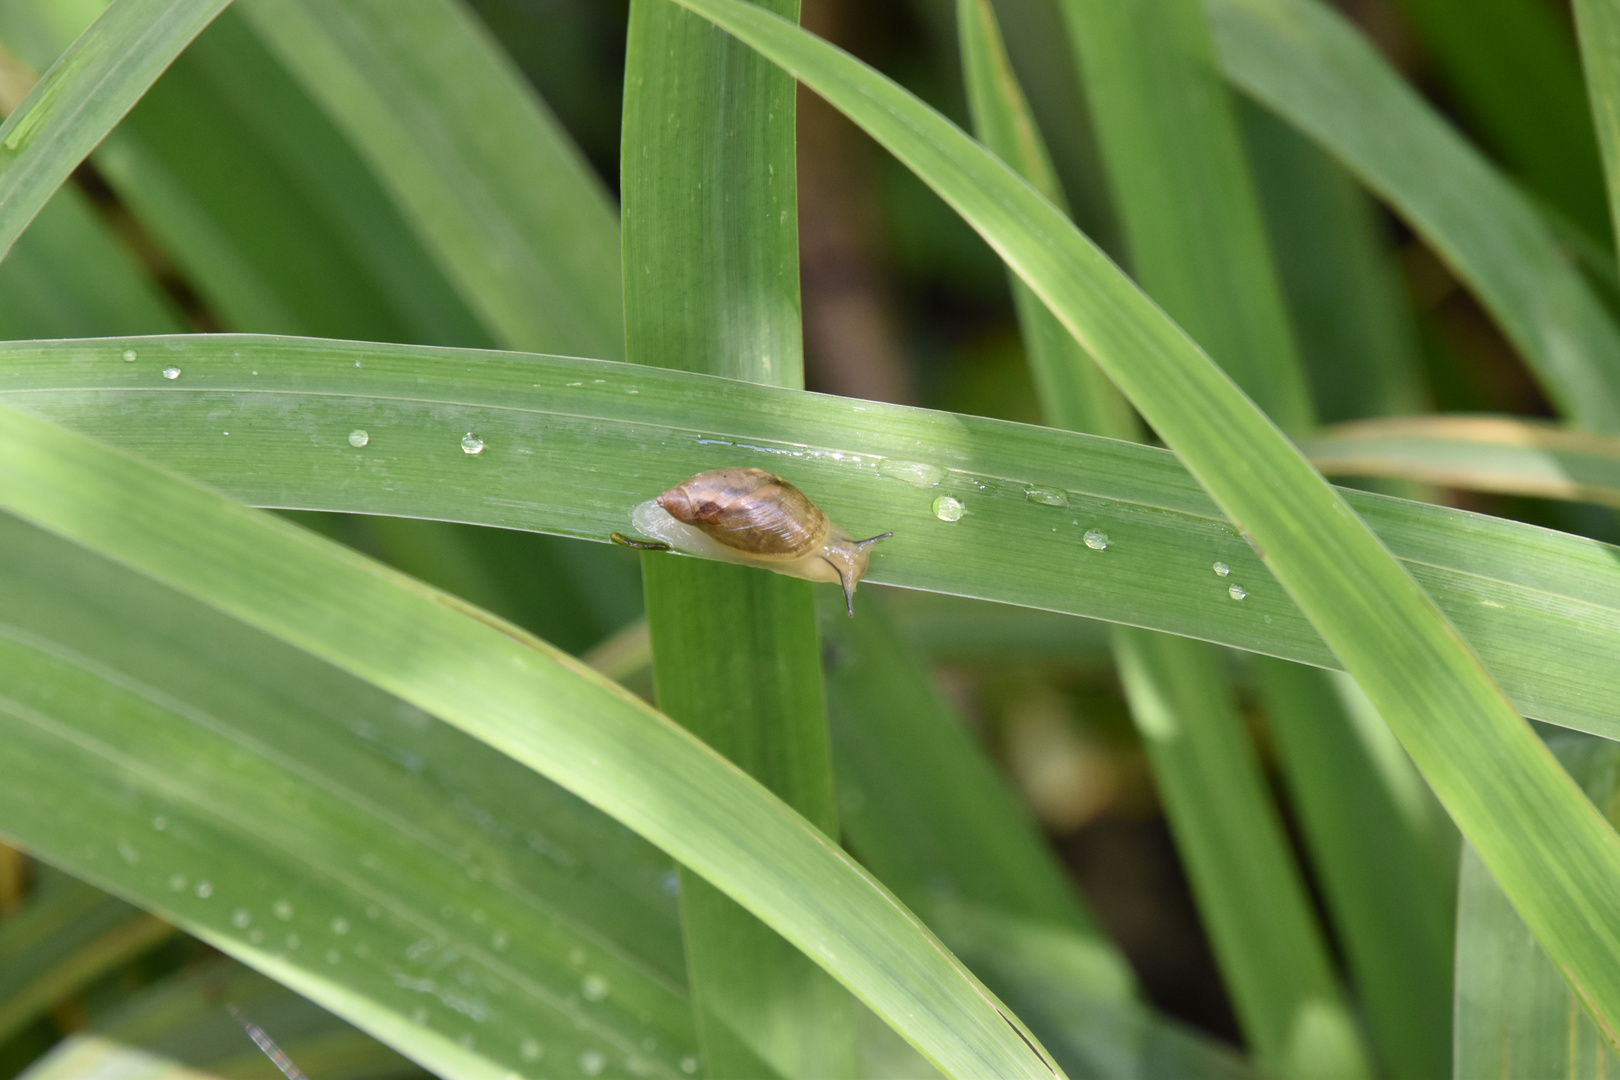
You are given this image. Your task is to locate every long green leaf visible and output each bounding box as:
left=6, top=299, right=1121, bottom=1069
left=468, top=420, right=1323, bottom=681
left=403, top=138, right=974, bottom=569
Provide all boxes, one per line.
left=0, top=403, right=1063, bottom=1080
left=1252, top=661, right=1454, bottom=1080
left=962, top=1, right=1361, bottom=1072
left=20, top=957, right=427, bottom=1080
left=1206, top=0, right=1620, bottom=433
left=5, top=334, right=1620, bottom=743
left=1238, top=99, right=1429, bottom=424
left=1453, top=734, right=1620, bottom=1079
left=237, top=0, right=623, bottom=359
left=620, top=0, right=860, bottom=1074
left=0, top=1, right=487, bottom=345
left=1302, top=415, right=1620, bottom=507
left=1055, top=0, right=1312, bottom=433
left=0, top=185, right=184, bottom=340
left=0, top=866, right=174, bottom=1045
left=1392, top=0, right=1608, bottom=240
left=935, top=902, right=1258, bottom=1080
left=659, top=0, right=1620, bottom=1037
left=1576, top=0, right=1620, bottom=249
left=0, top=511, right=697, bottom=1079
left=0, top=0, right=229, bottom=262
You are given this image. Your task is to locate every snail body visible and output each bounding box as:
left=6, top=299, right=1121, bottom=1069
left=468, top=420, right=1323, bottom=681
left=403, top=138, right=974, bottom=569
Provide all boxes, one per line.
left=625, top=467, right=891, bottom=615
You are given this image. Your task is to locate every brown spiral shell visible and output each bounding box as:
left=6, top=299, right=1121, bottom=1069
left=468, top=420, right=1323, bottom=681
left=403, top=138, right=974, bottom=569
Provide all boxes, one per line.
left=656, top=467, right=829, bottom=558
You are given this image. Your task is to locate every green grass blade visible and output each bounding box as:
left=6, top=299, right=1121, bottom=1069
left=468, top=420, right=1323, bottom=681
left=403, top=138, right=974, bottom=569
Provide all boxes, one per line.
left=0, top=403, right=1065, bottom=1080
left=6, top=334, right=1620, bottom=743
left=1112, top=630, right=1366, bottom=1078
left=0, top=1, right=485, bottom=345
left=1576, top=0, right=1620, bottom=250
left=1206, top=0, right=1620, bottom=433
left=0, top=512, right=698, bottom=1079
left=820, top=593, right=1270, bottom=1079
left=817, top=592, right=1124, bottom=967
left=0, top=867, right=174, bottom=1045
left=20, top=957, right=427, bottom=1080
left=938, top=903, right=1259, bottom=1080
left=961, top=2, right=1365, bottom=1071
left=1302, top=415, right=1620, bottom=508
left=620, top=1, right=859, bottom=1074
left=956, top=0, right=1134, bottom=441
left=238, top=0, right=623, bottom=359
left=1238, top=100, right=1429, bottom=424
left=647, top=0, right=1620, bottom=1039
left=1253, top=660, right=1455, bottom=1080
left=1393, top=0, right=1608, bottom=241
left=0, top=0, right=229, bottom=262
left=0, top=186, right=184, bottom=339
left=1055, top=0, right=1313, bottom=435
left=1453, top=734, right=1620, bottom=1079
left=642, top=562, right=841, bottom=1080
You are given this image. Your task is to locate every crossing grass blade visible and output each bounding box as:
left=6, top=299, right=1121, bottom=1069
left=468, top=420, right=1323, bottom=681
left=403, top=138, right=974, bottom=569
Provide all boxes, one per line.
left=0, top=867, right=174, bottom=1046
left=1577, top=0, right=1620, bottom=248
left=0, top=1, right=487, bottom=345
left=620, top=0, right=863, bottom=1074
left=0, top=511, right=697, bottom=1080
left=1205, top=0, right=1620, bottom=434
left=1452, top=734, right=1620, bottom=1078
left=1238, top=100, right=1429, bottom=425
left=237, top=0, right=623, bottom=359
left=0, top=402, right=1066, bottom=1080
left=1391, top=0, right=1608, bottom=240
left=1302, top=415, right=1620, bottom=508
left=969, top=3, right=1450, bottom=1072
left=0, top=0, right=230, bottom=263
left=0, top=185, right=184, bottom=339
left=651, top=0, right=1620, bottom=1040
left=18, top=958, right=427, bottom=1080
left=5, top=333, right=1620, bottom=744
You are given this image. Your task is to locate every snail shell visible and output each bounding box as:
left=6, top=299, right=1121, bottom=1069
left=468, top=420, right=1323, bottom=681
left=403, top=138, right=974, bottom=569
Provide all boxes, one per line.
left=628, top=467, right=891, bottom=615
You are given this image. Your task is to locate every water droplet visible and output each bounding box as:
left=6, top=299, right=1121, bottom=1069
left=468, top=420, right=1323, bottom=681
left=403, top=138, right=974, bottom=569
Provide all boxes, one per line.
left=249, top=928, right=264, bottom=944
left=1228, top=584, right=1247, bottom=601
left=285, top=933, right=300, bottom=949
left=326, top=949, right=341, bottom=964
left=348, top=429, right=369, bottom=448
left=272, top=899, right=295, bottom=920
left=1212, top=561, right=1230, bottom=577
left=582, top=974, right=610, bottom=1001
left=161, top=366, right=181, bottom=380
left=681, top=1055, right=700, bottom=1074
left=332, top=916, right=349, bottom=934
left=521, top=1038, right=544, bottom=1062
left=459, top=1035, right=475, bottom=1050
left=461, top=432, right=484, bottom=455
left=1083, top=529, right=1109, bottom=551
left=121, top=349, right=137, bottom=363
left=117, top=841, right=139, bottom=864
left=568, top=946, right=587, bottom=967
left=579, top=1050, right=606, bottom=1076
left=660, top=870, right=680, bottom=896
left=151, top=816, right=168, bottom=831
left=195, top=881, right=213, bottom=898
left=411, top=1008, right=429, bottom=1025
left=932, top=495, right=966, bottom=522
left=879, top=460, right=946, bottom=488
left=491, top=929, right=509, bottom=951
left=1024, top=485, right=1069, bottom=508
left=232, top=909, right=252, bottom=928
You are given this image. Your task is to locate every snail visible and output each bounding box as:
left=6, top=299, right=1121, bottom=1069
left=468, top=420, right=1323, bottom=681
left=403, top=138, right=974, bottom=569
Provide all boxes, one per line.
left=612, top=467, right=892, bottom=616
